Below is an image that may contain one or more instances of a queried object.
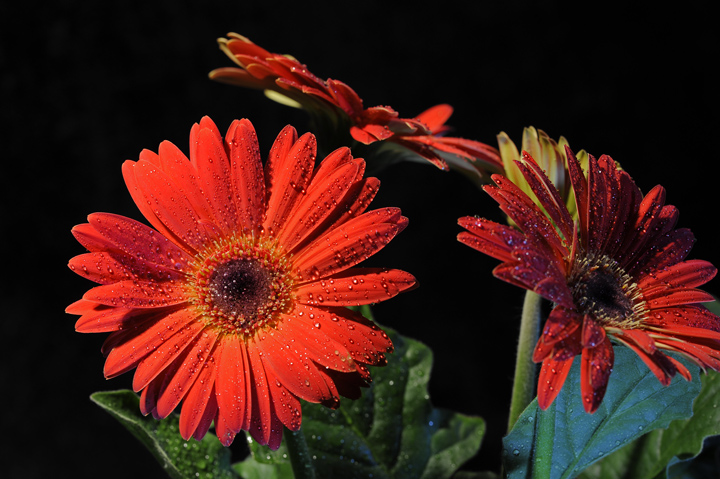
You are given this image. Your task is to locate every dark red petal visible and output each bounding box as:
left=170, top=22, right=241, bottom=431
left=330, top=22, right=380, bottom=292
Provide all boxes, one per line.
left=628, top=228, right=696, bottom=275
left=580, top=338, right=614, bottom=413
left=295, top=268, right=416, bottom=307
left=565, top=147, right=589, bottom=243
left=614, top=335, right=676, bottom=385
left=637, top=260, right=717, bottom=292
left=616, top=329, right=657, bottom=354
left=515, top=154, right=574, bottom=243
left=533, top=307, right=582, bottom=362
left=457, top=217, right=524, bottom=262
left=581, top=316, right=607, bottom=348
left=643, top=305, right=720, bottom=332
left=645, top=289, right=715, bottom=308
left=537, top=355, right=574, bottom=410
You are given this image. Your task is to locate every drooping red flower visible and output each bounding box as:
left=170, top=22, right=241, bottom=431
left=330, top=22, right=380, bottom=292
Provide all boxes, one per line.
left=458, top=148, right=720, bottom=413
left=67, top=117, right=417, bottom=448
left=209, top=33, right=502, bottom=181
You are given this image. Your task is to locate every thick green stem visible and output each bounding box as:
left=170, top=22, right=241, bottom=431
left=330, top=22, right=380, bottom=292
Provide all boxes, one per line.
left=284, top=427, right=316, bottom=479
left=507, top=290, right=543, bottom=432
left=532, top=403, right=555, bottom=479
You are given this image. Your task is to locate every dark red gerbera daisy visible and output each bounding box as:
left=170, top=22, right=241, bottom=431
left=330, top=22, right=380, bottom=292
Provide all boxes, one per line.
left=458, top=148, right=720, bottom=413
left=67, top=117, right=416, bottom=448
left=208, top=33, right=502, bottom=180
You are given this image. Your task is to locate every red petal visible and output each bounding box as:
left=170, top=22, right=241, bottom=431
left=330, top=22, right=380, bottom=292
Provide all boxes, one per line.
left=131, top=320, right=205, bottom=392
left=253, top=329, right=334, bottom=404
left=278, top=159, right=362, bottom=251
left=645, top=289, right=715, bottom=307
left=69, top=251, right=183, bottom=285
left=74, top=303, right=144, bottom=333
left=292, top=207, right=407, bottom=281
left=534, top=307, right=582, bottom=361
left=226, top=119, right=266, bottom=234
left=155, top=329, right=219, bottom=418
left=215, top=336, right=252, bottom=433
left=617, top=329, right=657, bottom=354
left=179, top=344, right=218, bottom=440
left=264, top=366, right=303, bottom=432
left=245, top=344, right=274, bottom=447
left=101, top=308, right=195, bottom=378
left=614, top=335, right=676, bottom=385
left=293, top=304, right=392, bottom=366
left=83, top=280, right=187, bottom=309
left=85, top=213, right=192, bottom=271
left=414, top=104, right=453, bottom=132
left=276, top=315, right=356, bottom=373
left=644, top=305, right=720, bottom=332
left=190, top=124, right=238, bottom=235
left=295, top=268, right=416, bottom=307
left=316, top=177, right=381, bottom=235
left=580, top=338, right=614, bottom=413
left=263, top=128, right=316, bottom=236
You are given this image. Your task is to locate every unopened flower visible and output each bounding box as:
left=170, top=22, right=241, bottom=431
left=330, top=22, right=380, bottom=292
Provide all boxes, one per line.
left=67, top=117, right=416, bottom=448
left=497, top=127, right=588, bottom=219
left=458, top=149, right=720, bottom=412
left=209, top=34, right=502, bottom=182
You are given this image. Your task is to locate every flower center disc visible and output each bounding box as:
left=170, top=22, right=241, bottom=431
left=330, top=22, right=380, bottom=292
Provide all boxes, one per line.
left=570, top=253, right=646, bottom=328
left=192, top=238, right=295, bottom=335
left=208, top=259, right=272, bottom=319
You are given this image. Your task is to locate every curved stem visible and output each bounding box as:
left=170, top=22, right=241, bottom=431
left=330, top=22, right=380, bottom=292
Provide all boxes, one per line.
left=284, top=427, right=316, bottom=479
left=507, top=290, right=543, bottom=432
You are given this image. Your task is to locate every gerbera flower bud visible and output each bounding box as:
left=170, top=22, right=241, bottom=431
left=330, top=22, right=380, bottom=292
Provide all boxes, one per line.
left=458, top=147, right=720, bottom=413
left=67, top=117, right=417, bottom=449
left=497, top=127, right=590, bottom=220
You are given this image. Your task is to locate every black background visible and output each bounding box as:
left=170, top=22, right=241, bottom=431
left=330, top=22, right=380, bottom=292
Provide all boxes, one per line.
left=3, top=1, right=719, bottom=477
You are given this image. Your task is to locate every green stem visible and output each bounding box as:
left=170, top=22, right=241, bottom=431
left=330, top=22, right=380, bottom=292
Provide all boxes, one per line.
left=284, top=427, right=316, bottom=479
left=532, top=403, right=555, bottom=479
left=507, top=290, right=543, bottom=432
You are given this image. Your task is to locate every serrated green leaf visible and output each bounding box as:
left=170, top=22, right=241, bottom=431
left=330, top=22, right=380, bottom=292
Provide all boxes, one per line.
left=90, top=390, right=238, bottom=479
left=503, top=347, right=702, bottom=479
left=577, top=370, right=720, bottom=479
left=241, top=327, right=485, bottom=479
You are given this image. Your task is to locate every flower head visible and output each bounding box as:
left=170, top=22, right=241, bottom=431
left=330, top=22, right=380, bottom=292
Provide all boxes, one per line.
left=458, top=148, right=720, bottom=413
left=67, top=117, right=416, bottom=448
left=209, top=34, right=502, bottom=182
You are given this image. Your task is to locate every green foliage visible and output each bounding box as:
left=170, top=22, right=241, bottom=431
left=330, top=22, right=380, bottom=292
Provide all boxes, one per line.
left=91, top=327, right=485, bottom=479
left=503, top=347, right=703, bottom=479
left=578, top=370, right=720, bottom=479
left=90, top=390, right=238, bottom=479
left=240, top=327, right=486, bottom=478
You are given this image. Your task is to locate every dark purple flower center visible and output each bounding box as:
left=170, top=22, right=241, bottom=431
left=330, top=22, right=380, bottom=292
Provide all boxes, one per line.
left=570, top=253, right=645, bottom=327
left=208, top=259, right=272, bottom=319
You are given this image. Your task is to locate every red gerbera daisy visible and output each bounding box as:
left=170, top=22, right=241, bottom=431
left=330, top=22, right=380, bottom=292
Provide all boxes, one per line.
left=67, top=117, right=417, bottom=449
left=209, top=33, right=502, bottom=180
left=458, top=148, right=720, bottom=413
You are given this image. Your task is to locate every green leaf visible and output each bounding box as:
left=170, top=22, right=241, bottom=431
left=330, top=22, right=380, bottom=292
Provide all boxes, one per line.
left=240, top=327, right=485, bottom=479
left=90, top=390, right=238, bottom=479
left=577, top=370, right=720, bottom=479
left=503, top=347, right=702, bottom=479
